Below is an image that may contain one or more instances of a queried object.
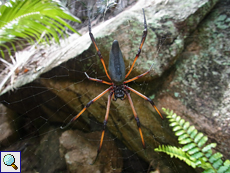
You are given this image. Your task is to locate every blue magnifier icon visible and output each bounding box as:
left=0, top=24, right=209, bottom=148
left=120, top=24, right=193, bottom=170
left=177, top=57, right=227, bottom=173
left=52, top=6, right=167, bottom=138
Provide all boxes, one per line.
left=3, top=154, right=18, bottom=170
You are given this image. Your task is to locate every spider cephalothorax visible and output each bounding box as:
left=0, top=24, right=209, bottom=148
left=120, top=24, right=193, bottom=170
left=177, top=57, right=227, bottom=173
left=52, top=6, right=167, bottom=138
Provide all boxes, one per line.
left=61, top=9, right=163, bottom=164
left=113, top=85, right=125, bottom=100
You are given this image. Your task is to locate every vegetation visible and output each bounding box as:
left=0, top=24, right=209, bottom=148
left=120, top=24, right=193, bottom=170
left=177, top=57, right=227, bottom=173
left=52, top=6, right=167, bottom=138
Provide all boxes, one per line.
left=155, top=108, right=230, bottom=173
left=0, top=0, right=81, bottom=58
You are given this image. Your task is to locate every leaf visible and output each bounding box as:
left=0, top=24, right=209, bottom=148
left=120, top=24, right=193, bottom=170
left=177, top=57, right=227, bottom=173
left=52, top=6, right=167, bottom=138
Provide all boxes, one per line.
left=217, top=165, right=229, bottom=173
left=183, top=143, right=196, bottom=151
left=180, top=138, right=193, bottom=144
left=205, top=150, right=213, bottom=158
left=212, top=159, right=223, bottom=169
left=161, top=108, right=230, bottom=173
left=187, top=126, right=196, bottom=135
left=179, top=119, right=185, bottom=126
left=202, top=168, right=215, bottom=173
left=178, top=133, right=189, bottom=141
left=194, top=132, right=204, bottom=143
left=190, top=129, right=198, bottom=138
left=224, top=160, right=230, bottom=166
left=155, top=145, right=197, bottom=168
left=198, top=136, right=208, bottom=147
left=217, top=160, right=230, bottom=172
left=187, top=147, right=200, bottom=155
left=170, top=122, right=178, bottom=126
left=175, top=130, right=185, bottom=136
left=175, top=116, right=181, bottom=122
left=191, top=152, right=204, bottom=159
left=209, top=153, right=223, bottom=163
left=202, top=143, right=217, bottom=153
left=199, top=158, right=213, bottom=170
left=183, top=122, right=190, bottom=130
left=172, top=113, right=177, bottom=119
left=0, top=0, right=81, bottom=57
left=173, top=125, right=183, bottom=131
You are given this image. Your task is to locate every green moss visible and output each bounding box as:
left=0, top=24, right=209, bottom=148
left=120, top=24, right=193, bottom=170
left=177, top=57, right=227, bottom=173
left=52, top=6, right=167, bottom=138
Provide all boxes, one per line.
left=149, top=94, right=155, bottom=99
left=216, top=15, right=227, bottom=21
left=174, top=92, right=179, bottom=97
left=216, top=23, right=229, bottom=30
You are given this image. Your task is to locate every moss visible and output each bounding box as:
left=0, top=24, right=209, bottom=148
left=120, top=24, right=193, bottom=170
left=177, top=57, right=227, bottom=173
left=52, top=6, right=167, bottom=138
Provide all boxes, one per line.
left=174, top=92, right=180, bottom=97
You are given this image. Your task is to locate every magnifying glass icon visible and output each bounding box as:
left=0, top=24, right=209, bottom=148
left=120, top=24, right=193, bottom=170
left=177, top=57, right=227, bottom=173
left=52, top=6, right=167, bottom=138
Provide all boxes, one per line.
left=3, top=154, right=18, bottom=170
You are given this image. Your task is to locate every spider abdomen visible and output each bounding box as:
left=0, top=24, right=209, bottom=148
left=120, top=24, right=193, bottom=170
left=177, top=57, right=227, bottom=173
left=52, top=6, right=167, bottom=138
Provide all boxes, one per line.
left=108, top=40, right=126, bottom=84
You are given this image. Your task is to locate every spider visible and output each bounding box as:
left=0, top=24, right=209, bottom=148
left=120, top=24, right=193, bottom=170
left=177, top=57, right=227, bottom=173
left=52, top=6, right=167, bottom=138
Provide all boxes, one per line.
left=61, top=9, right=163, bottom=163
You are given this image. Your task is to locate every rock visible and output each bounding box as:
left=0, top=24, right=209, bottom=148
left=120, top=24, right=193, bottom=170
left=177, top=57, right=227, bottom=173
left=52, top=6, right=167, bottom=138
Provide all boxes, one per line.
left=0, top=104, right=19, bottom=147
left=59, top=130, right=123, bottom=173
left=34, top=127, right=67, bottom=173
left=1, top=0, right=228, bottom=172
left=158, top=0, right=230, bottom=159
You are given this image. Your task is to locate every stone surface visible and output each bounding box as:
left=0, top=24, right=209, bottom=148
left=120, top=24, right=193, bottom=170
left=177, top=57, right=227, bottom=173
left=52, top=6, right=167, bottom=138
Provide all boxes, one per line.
left=1, top=0, right=229, bottom=172
left=158, top=0, right=230, bottom=159
left=0, top=0, right=218, bottom=94
left=59, top=130, right=123, bottom=173
left=0, top=104, right=19, bottom=147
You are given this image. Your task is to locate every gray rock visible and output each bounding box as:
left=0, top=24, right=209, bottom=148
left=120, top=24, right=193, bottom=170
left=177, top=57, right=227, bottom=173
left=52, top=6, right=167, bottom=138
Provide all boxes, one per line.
left=1, top=0, right=228, bottom=172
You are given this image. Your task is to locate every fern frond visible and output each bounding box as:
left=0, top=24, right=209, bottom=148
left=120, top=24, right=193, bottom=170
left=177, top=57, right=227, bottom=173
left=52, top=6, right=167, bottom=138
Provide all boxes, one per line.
left=155, top=145, right=197, bottom=168
left=155, top=108, right=230, bottom=173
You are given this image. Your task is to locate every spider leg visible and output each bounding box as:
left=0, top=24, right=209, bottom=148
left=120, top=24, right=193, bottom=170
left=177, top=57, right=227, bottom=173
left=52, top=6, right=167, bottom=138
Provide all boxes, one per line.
left=125, top=9, right=147, bottom=79
left=91, top=91, right=113, bottom=165
left=88, top=19, right=112, bottom=81
left=60, top=86, right=113, bottom=129
left=123, top=70, right=150, bottom=84
left=85, top=72, right=112, bottom=85
left=125, top=86, right=163, bottom=119
left=125, top=90, right=146, bottom=149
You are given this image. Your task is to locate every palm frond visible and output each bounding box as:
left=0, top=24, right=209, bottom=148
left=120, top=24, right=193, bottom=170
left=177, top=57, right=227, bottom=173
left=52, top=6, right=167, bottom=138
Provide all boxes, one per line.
left=0, top=0, right=81, bottom=57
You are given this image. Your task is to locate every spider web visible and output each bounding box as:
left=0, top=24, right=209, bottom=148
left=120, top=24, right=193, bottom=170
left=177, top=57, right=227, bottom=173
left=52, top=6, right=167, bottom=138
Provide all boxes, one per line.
left=0, top=0, right=227, bottom=172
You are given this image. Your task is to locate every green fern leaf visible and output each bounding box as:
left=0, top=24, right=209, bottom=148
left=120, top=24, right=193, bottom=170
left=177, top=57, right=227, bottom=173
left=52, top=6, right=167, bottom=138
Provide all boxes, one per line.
left=183, top=122, right=190, bottom=130
left=213, top=159, right=223, bottom=169
left=160, top=108, right=229, bottom=173
left=217, top=160, right=230, bottom=173
left=199, top=158, right=213, bottom=170
left=217, top=166, right=229, bottom=173
left=190, top=129, right=198, bottom=138
left=169, top=122, right=178, bottom=126
left=194, top=133, right=204, bottom=143
left=205, top=150, right=213, bottom=158
left=187, top=147, right=200, bottom=155
left=175, top=130, right=185, bottom=136
left=178, top=134, right=190, bottom=141
left=198, top=136, right=208, bottom=147
left=179, top=119, right=185, bottom=126
left=200, top=157, right=208, bottom=162
left=175, top=116, right=181, bottom=122
left=209, top=153, right=223, bottom=163
left=187, top=126, right=196, bottom=135
left=191, top=152, right=204, bottom=159
left=202, top=168, right=215, bottom=173
left=183, top=143, right=196, bottom=151
left=173, top=125, right=183, bottom=131
left=155, top=145, right=197, bottom=168
left=172, top=113, right=177, bottom=118
left=224, top=160, right=230, bottom=166
left=202, top=143, right=217, bottom=152
left=180, top=138, right=193, bottom=144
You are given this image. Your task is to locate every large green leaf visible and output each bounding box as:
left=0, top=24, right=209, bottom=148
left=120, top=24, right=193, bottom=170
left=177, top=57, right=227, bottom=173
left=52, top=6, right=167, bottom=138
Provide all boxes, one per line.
left=0, top=0, right=81, bottom=57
